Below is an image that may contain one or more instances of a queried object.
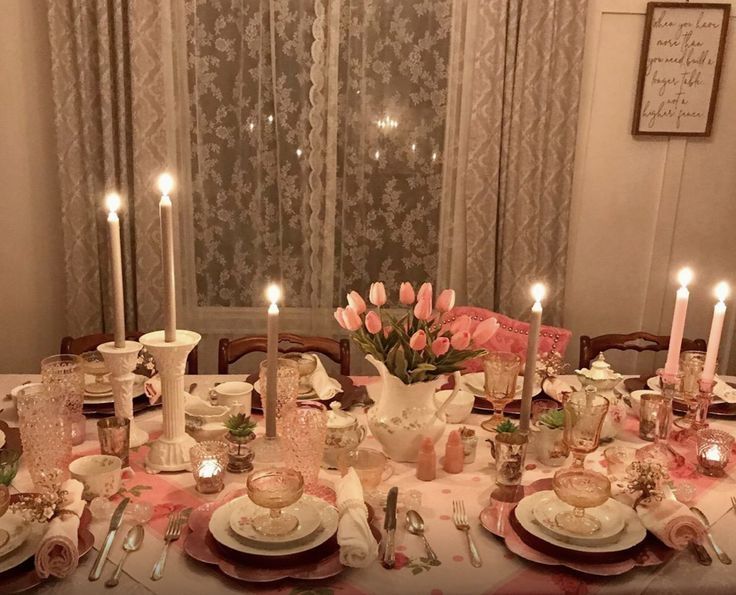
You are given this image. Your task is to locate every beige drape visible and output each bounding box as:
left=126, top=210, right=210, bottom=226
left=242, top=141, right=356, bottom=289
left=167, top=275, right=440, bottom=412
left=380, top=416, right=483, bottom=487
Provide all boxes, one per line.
left=46, top=0, right=172, bottom=335
left=439, top=0, right=586, bottom=325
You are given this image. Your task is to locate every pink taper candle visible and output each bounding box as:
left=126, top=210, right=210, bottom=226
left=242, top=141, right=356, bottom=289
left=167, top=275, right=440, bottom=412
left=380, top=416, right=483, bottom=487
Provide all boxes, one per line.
left=157, top=173, right=177, bottom=342
left=265, top=284, right=281, bottom=438
left=664, top=268, right=693, bottom=377
left=105, top=193, right=126, bottom=348
left=702, top=282, right=729, bottom=384
left=520, top=283, right=545, bottom=434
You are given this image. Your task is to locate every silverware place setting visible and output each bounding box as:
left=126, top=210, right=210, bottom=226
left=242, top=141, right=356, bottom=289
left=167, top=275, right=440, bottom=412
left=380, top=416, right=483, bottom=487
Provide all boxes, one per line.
left=406, top=509, right=438, bottom=562
left=690, top=506, right=731, bottom=565
left=452, top=500, right=482, bottom=568
left=151, top=508, right=191, bottom=580
left=105, top=524, right=144, bottom=587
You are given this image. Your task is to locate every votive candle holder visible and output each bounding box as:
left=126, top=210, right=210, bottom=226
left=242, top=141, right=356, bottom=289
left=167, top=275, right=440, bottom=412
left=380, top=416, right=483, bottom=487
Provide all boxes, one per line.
left=190, top=441, right=228, bottom=494
left=696, top=428, right=733, bottom=477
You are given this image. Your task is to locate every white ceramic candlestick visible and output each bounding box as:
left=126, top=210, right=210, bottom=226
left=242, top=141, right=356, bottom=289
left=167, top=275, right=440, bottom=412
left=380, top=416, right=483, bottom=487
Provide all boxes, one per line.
left=140, top=330, right=200, bottom=472
left=98, top=340, right=148, bottom=447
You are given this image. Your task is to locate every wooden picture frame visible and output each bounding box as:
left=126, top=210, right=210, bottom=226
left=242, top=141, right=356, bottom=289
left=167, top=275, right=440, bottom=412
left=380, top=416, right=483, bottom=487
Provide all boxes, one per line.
left=632, top=2, right=730, bottom=137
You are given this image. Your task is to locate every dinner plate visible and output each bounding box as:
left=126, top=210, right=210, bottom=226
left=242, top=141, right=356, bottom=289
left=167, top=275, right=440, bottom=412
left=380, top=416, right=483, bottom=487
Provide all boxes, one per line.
left=532, top=493, right=626, bottom=546
left=253, top=379, right=320, bottom=400
left=515, top=491, right=646, bottom=554
left=209, top=495, right=338, bottom=557
left=0, top=512, right=31, bottom=559
left=83, top=374, right=147, bottom=404
left=229, top=497, right=322, bottom=546
left=0, top=519, right=44, bottom=574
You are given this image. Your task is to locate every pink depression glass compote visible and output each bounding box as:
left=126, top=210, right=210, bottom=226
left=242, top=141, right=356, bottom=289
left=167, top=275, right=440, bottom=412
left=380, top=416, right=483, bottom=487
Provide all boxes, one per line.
left=246, top=467, right=304, bottom=536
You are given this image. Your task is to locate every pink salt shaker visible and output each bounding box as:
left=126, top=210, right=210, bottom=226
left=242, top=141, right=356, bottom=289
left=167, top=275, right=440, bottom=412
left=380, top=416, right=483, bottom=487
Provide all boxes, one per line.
left=416, top=437, right=437, bottom=481
left=443, top=430, right=464, bottom=474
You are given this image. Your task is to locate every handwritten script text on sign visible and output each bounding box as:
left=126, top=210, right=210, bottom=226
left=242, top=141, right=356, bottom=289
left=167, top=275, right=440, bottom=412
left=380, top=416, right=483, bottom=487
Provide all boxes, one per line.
left=640, top=8, right=724, bottom=133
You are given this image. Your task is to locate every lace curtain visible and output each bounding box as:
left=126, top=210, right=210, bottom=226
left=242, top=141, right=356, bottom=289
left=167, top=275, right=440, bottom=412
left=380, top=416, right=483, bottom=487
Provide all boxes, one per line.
left=48, top=0, right=585, bottom=336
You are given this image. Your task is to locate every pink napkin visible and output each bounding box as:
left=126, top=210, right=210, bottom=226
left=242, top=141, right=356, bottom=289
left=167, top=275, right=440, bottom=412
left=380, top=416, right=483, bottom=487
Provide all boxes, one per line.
left=35, top=479, right=85, bottom=578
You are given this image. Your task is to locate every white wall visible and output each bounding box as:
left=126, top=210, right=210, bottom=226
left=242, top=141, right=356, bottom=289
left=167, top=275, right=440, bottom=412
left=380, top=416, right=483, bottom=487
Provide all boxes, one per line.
left=0, top=0, right=66, bottom=372
left=564, top=0, right=736, bottom=374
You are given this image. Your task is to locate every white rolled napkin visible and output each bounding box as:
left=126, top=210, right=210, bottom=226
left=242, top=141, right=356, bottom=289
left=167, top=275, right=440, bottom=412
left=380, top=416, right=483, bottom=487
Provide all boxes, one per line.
left=308, top=355, right=343, bottom=400
left=542, top=376, right=573, bottom=402
left=35, top=479, right=86, bottom=579
left=335, top=468, right=378, bottom=568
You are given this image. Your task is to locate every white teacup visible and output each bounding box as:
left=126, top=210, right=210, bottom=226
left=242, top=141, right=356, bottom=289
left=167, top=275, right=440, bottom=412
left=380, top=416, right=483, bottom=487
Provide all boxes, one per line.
left=69, top=455, right=129, bottom=500
left=209, top=381, right=253, bottom=415
left=433, top=389, right=475, bottom=423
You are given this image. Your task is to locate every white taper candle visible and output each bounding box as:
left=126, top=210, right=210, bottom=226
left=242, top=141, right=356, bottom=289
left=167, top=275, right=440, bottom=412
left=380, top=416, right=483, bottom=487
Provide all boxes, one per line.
left=520, top=283, right=545, bottom=434
left=703, top=282, right=729, bottom=384
left=664, top=267, right=693, bottom=377
left=105, top=193, right=126, bottom=348
left=158, top=173, right=177, bottom=343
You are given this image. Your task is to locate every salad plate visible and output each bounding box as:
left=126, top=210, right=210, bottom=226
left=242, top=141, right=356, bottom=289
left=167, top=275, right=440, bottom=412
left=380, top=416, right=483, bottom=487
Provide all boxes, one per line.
left=228, top=496, right=322, bottom=546
left=0, top=512, right=32, bottom=560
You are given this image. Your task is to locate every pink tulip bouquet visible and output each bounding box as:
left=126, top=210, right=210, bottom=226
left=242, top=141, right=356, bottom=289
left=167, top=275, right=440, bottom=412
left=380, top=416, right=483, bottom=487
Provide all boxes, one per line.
left=334, top=282, right=500, bottom=384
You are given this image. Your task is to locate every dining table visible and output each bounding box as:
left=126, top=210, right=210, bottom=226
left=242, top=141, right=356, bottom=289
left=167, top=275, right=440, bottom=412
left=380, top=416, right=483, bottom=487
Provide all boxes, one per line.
left=1, top=373, right=736, bottom=595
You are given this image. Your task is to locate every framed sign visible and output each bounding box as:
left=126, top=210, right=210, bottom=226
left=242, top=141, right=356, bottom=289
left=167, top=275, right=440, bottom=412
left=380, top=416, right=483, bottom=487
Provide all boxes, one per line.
left=632, top=2, right=730, bottom=136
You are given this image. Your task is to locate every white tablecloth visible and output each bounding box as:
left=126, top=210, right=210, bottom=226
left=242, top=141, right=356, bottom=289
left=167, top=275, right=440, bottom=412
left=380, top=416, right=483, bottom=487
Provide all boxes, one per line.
left=2, top=374, right=736, bottom=595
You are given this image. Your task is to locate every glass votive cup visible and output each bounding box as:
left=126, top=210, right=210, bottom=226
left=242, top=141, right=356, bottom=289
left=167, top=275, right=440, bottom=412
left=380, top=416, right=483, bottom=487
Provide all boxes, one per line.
left=97, top=417, right=131, bottom=467
left=696, top=428, right=734, bottom=477
left=190, top=441, right=228, bottom=494
left=603, top=445, right=636, bottom=477
left=639, top=392, right=665, bottom=441
left=0, top=449, right=21, bottom=485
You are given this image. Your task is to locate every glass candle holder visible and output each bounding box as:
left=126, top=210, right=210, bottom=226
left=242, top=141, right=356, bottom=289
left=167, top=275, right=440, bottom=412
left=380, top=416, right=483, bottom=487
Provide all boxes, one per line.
left=696, top=429, right=733, bottom=477
left=259, top=358, right=299, bottom=431
left=17, top=383, right=72, bottom=489
left=97, top=417, right=131, bottom=467
left=675, top=351, right=706, bottom=431
left=0, top=449, right=21, bottom=486
left=603, top=445, right=636, bottom=477
left=190, top=441, right=228, bottom=493
left=282, top=401, right=328, bottom=489
left=41, top=354, right=86, bottom=445
left=639, top=393, right=666, bottom=442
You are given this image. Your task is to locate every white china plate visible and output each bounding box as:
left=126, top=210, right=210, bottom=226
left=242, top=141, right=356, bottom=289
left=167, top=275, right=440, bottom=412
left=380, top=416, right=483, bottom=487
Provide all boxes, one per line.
left=0, top=429, right=5, bottom=449
left=0, top=512, right=31, bottom=558
left=229, top=497, right=322, bottom=546
left=0, top=519, right=45, bottom=574
left=516, top=491, right=646, bottom=554
left=460, top=374, right=540, bottom=400
left=209, top=495, right=338, bottom=556
left=253, top=379, right=321, bottom=400
left=646, top=376, right=733, bottom=403
left=532, top=493, right=626, bottom=546
left=83, top=374, right=147, bottom=403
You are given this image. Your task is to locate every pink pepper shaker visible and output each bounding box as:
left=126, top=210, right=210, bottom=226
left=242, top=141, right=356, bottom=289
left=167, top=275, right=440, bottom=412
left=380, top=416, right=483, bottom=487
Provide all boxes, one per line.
left=443, top=430, right=464, bottom=474
left=416, top=437, right=437, bottom=481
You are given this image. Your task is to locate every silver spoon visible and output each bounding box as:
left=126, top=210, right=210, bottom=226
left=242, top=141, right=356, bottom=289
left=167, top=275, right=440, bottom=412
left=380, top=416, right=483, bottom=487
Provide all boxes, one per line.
left=406, top=510, right=438, bottom=562
left=105, top=524, right=144, bottom=587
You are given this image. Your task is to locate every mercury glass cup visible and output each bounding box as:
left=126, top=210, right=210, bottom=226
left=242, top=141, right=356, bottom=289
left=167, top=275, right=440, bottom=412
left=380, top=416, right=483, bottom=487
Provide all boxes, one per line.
left=675, top=351, right=706, bottom=431
left=282, top=401, right=328, bottom=490
left=41, top=354, right=86, bottom=445
left=481, top=352, right=522, bottom=431
left=246, top=467, right=304, bottom=536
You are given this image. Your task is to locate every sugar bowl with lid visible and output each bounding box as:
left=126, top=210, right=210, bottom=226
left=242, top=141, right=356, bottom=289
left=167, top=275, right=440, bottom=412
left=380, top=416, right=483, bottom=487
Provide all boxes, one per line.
left=323, top=402, right=367, bottom=469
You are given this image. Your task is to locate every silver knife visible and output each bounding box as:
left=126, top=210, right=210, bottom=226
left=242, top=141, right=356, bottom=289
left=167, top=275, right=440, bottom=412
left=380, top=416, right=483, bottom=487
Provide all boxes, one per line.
left=89, top=497, right=130, bottom=581
left=382, top=487, right=398, bottom=569
left=690, top=506, right=732, bottom=565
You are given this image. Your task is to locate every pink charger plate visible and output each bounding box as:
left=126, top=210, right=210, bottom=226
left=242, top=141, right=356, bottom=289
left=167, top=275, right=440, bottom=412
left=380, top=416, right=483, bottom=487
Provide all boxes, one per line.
left=479, top=478, right=673, bottom=576
left=184, top=490, right=379, bottom=584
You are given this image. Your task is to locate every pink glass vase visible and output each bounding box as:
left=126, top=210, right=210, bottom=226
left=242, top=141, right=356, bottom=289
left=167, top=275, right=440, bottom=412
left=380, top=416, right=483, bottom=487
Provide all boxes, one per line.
left=282, top=401, right=327, bottom=489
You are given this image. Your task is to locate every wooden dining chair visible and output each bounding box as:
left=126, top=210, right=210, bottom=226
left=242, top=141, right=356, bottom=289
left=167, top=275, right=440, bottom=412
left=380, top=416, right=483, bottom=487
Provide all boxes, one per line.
left=60, top=332, right=199, bottom=374
left=218, top=333, right=350, bottom=375
left=578, top=332, right=706, bottom=369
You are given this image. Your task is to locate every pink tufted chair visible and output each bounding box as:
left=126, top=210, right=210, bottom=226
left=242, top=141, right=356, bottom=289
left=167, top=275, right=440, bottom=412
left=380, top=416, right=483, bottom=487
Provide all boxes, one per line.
left=445, top=306, right=572, bottom=373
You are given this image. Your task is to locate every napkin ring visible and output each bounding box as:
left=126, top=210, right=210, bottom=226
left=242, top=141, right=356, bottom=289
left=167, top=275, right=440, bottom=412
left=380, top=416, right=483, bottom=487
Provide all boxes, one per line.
left=56, top=508, right=81, bottom=519
left=338, top=498, right=367, bottom=519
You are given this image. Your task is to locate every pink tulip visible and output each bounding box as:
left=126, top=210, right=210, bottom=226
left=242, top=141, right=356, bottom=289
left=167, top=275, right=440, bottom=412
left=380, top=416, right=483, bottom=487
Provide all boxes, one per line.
left=435, top=289, right=455, bottom=313
left=451, top=330, right=471, bottom=350
left=449, top=315, right=471, bottom=334
left=399, top=282, right=415, bottom=305
left=472, top=317, right=500, bottom=345
left=417, top=282, right=433, bottom=302
left=334, top=307, right=347, bottom=329
left=383, top=325, right=393, bottom=338
left=347, top=291, right=366, bottom=315
left=431, top=337, right=450, bottom=357
left=413, top=295, right=433, bottom=320
left=342, top=306, right=362, bottom=331
left=365, top=311, right=382, bottom=334
left=409, top=330, right=427, bottom=351
left=369, top=282, right=387, bottom=307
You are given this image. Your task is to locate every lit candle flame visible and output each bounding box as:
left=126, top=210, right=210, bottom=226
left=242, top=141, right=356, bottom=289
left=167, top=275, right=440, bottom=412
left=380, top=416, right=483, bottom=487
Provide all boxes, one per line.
left=105, top=192, right=121, bottom=214
left=677, top=267, right=693, bottom=288
left=715, top=281, right=730, bottom=302
left=531, top=283, right=546, bottom=304
left=266, top=283, right=281, bottom=305
left=157, top=172, right=174, bottom=196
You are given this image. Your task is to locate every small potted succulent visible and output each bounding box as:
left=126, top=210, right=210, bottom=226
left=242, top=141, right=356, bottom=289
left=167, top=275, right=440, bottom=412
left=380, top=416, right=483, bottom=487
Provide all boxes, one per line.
left=224, top=413, right=257, bottom=473
left=534, top=409, right=569, bottom=467
left=459, top=426, right=478, bottom=464
left=487, top=420, right=528, bottom=486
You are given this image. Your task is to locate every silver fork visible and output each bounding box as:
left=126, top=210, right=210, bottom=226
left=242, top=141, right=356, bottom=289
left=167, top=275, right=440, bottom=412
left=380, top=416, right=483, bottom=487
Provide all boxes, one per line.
left=151, top=510, right=183, bottom=581
left=452, top=500, right=482, bottom=568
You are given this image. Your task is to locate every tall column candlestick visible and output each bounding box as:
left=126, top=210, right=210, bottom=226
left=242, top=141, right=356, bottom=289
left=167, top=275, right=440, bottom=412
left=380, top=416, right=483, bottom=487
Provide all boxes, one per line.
left=519, top=283, right=545, bottom=434
left=105, top=193, right=126, bottom=348
left=265, top=284, right=281, bottom=438
left=157, top=173, right=177, bottom=342
left=664, top=267, right=693, bottom=377
left=703, top=282, right=729, bottom=384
